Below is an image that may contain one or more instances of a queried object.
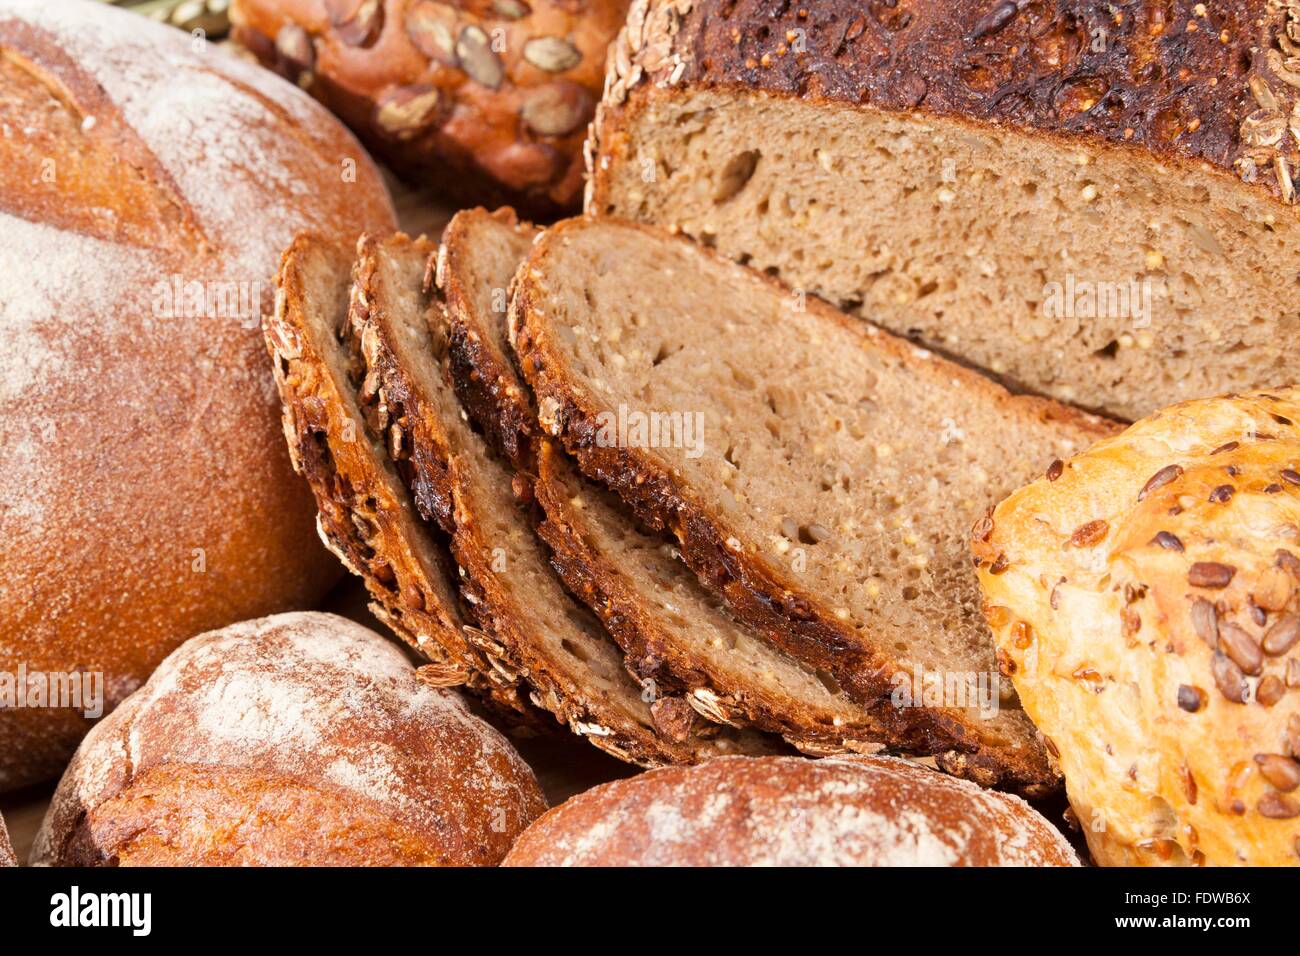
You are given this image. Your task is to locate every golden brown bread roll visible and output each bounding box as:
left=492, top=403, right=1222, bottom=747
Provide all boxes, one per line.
left=0, top=0, right=396, bottom=790
left=503, top=755, right=1079, bottom=866
left=230, top=0, right=629, bottom=216
left=975, top=389, right=1300, bottom=866
left=33, top=612, right=547, bottom=866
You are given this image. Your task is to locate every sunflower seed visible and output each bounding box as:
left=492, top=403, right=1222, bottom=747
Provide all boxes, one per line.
left=524, top=36, right=582, bottom=72
left=458, top=26, right=504, bottom=88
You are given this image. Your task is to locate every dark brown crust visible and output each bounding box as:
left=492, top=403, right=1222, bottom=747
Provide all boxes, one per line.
left=535, top=441, right=897, bottom=753
left=353, top=231, right=770, bottom=767
left=592, top=0, right=1300, bottom=210
left=264, top=233, right=529, bottom=716
left=438, top=207, right=542, bottom=470
left=512, top=217, right=1118, bottom=792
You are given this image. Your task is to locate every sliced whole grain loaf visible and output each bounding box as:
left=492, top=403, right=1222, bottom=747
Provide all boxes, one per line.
left=264, top=235, right=527, bottom=716
left=350, top=231, right=766, bottom=766
left=588, top=0, right=1299, bottom=421
left=438, top=208, right=542, bottom=470
left=440, top=206, right=895, bottom=756
left=512, top=217, right=1123, bottom=792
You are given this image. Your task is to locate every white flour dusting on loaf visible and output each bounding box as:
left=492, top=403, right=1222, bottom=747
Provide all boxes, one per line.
left=34, top=613, right=544, bottom=862
left=507, top=754, right=1080, bottom=867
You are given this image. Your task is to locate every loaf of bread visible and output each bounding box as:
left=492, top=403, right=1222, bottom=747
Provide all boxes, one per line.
left=588, top=0, right=1297, bottom=421
left=0, top=0, right=396, bottom=791
left=33, top=612, right=547, bottom=866
left=434, top=208, right=887, bottom=755
left=504, top=754, right=1080, bottom=866
left=512, top=216, right=1118, bottom=792
left=230, top=0, right=629, bottom=216
left=975, top=389, right=1300, bottom=866
left=0, top=813, right=15, bottom=867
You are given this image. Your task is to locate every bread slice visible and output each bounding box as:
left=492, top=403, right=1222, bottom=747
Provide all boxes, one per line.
left=512, top=217, right=1122, bottom=791
left=263, top=236, right=527, bottom=716
left=536, top=442, right=891, bottom=753
left=439, top=207, right=893, bottom=755
left=437, top=208, right=541, bottom=469
left=588, top=0, right=1299, bottom=422
left=349, top=231, right=766, bottom=766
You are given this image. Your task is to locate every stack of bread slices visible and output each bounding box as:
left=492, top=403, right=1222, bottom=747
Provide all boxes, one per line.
left=265, top=210, right=1117, bottom=795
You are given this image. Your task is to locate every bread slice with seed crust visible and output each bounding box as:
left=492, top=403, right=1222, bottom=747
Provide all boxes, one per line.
left=437, top=208, right=542, bottom=470
left=351, top=231, right=766, bottom=766
left=512, top=217, right=1123, bottom=792
left=439, top=207, right=898, bottom=757
left=263, top=235, right=527, bottom=716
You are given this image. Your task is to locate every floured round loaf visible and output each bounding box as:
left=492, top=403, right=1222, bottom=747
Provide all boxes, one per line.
left=503, top=754, right=1079, bottom=866
left=0, top=0, right=395, bottom=790
left=0, top=813, right=15, bottom=867
left=976, top=388, right=1300, bottom=866
left=33, top=612, right=546, bottom=867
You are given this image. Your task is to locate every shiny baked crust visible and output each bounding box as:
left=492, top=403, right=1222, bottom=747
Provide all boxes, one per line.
left=975, top=388, right=1300, bottom=866
left=33, top=612, right=547, bottom=867
left=231, top=0, right=629, bottom=216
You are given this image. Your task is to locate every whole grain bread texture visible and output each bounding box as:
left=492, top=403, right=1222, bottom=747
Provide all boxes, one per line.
left=0, top=0, right=396, bottom=791
left=0, top=813, right=15, bottom=867
left=264, top=234, right=530, bottom=716
left=511, top=216, right=1120, bottom=793
left=435, top=207, right=889, bottom=754
left=976, top=388, right=1300, bottom=866
left=504, top=754, right=1080, bottom=866
left=349, top=231, right=769, bottom=765
left=33, top=612, right=547, bottom=867
left=588, top=0, right=1298, bottom=421
left=230, top=0, right=629, bottom=216
left=438, top=207, right=542, bottom=469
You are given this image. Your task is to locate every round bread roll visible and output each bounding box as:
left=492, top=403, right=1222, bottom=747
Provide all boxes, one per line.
left=976, top=388, right=1300, bottom=866
left=0, top=813, right=15, bottom=867
left=229, top=0, right=629, bottom=216
left=0, top=0, right=396, bottom=790
left=33, top=612, right=547, bottom=866
left=503, top=754, right=1079, bottom=866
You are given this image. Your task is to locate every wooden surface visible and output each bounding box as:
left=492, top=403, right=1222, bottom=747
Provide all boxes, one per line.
left=0, top=178, right=631, bottom=866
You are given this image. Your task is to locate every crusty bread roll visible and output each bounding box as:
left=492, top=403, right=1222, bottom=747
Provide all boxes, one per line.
left=503, top=755, right=1079, bottom=866
left=33, top=612, right=547, bottom=866
left=975, top=389, right=1300, bottom=866
left=0, top=813, right=15, bottom=867
left=0, top=0, right=396, bottom=790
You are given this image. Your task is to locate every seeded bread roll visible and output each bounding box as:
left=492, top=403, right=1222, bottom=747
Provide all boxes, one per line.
left=975, top=389, right=1300, bottom=866
left=504, top=754, right=1080, bottom=866
left=230, top=0, right=629, bottom=216
left=0, top=814, right=15, bottom=867
left=589, top=0, right=1297, bottom=421
left=33, top=612, right=547, bottom=867
left=0, top=0, right=395, bottom=791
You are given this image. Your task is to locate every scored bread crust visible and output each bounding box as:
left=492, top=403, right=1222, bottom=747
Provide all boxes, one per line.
left=352, top=231, right=768, bottom=766
left=975, top=389, right=1300, bottom=866
left=503, top=754, right=1081, bottom=867
left=438, top=207, right=895, bottom=756
left=511, top=216, right=1119, bottom=793
left=264, top=234, right=529, bottom=716
left=437, top=207, right=542, bottom=470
